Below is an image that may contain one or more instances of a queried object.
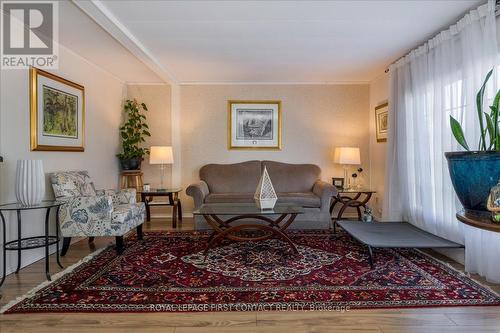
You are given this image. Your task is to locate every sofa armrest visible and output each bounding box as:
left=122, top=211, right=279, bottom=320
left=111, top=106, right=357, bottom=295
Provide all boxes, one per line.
left=186, top=180, right=210, bottom=209
left=58, top=195, right=113, bottom=237
left=313, top=180, right=337, bottom=212
left=98, top=188, right=137, bottom=205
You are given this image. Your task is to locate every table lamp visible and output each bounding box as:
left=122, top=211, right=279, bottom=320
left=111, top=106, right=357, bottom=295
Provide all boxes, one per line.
left=149, top=146, right=173, bottom=191
left=333, top=147, right=361, bottom=190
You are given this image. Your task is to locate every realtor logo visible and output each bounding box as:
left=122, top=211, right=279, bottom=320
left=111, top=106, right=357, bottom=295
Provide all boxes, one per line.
left=1, top=1, right=58, bottom=69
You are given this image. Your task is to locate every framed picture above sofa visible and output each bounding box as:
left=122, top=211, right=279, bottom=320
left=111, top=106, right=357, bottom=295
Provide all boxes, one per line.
left=228, top=100, right=281, bottom=150
left=30, top=67, right=85, bottom=151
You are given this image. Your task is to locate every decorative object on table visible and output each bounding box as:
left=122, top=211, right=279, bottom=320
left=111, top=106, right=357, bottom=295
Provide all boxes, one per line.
left=4, top=230, right=500, bottom=314
left=15, top=159, right=45, bottom=206
left=0, top=201, right=65, bottom=286
left=30, top=67, right=85, bottom=151
left=149, top=146, right=173, bottom=191
left=362, top=206, right=373, bottom=223
left=332, top=177, right=344, bottom=190
left=351, top=167, right=364, bottom=189
left=333, top=147, right=361, bottom=190
left=120, top=170, right=144, bottom=202
left=117, top=99, right=151, bottom=170
left=254, top=166, right=278, bottom=210
left=375, top=102, right=388, bottom=142
left=487, top=181, right=500, bottom=222
left=446, top=69, right=500, bottom=212
left=50, top=171, right=145, bottom=256
left=143, top=183, right=151, bottom=192
left=228, top=100, right=282, bottom=150
left=141, top=188, right=183, bottom=228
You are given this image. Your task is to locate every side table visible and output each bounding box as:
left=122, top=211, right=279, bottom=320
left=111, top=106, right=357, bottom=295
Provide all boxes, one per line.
left=140, top=189, right=182, bottom=228
left=120, top=170, right=144, bottom=202
left=0, top=201, right=64, bottom=287
left=330, top=188, right=376, bottom=232
left=456, top=209, right=500, bottom=233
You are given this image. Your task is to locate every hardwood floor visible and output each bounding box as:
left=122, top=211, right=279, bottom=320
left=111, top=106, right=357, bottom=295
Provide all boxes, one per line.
left=1, top=217, right=500, bottom=333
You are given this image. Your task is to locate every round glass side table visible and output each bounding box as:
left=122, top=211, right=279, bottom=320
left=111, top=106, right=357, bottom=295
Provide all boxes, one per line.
left=0, top=200, right=64, bottom=287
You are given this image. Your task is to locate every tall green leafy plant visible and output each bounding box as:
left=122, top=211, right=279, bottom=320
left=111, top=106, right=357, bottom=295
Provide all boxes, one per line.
left=450, top=69, right=500, bottom=151
left=117, top=99, right=151, bottom=160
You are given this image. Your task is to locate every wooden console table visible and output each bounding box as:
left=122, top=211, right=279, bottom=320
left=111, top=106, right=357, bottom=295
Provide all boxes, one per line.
left=456, top=209, right=500, bottom=233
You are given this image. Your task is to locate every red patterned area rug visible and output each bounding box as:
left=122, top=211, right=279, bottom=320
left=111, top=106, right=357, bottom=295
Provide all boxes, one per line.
left=2, top=230, right=500, bottom=313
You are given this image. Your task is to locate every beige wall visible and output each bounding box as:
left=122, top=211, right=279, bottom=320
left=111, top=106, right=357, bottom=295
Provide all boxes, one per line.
left=126, top=84, right=173, bottom=218
left=126, top=85, right=172, bottom=188
left=0, top=45, right=126, bottom=275
left=368, top=73, right=389, bottom=218
left=180, top=84, right=370, bottom=213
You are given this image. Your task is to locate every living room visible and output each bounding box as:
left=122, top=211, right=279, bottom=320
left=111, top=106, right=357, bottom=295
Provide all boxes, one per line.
left=0, top=0, right=500, bottom=332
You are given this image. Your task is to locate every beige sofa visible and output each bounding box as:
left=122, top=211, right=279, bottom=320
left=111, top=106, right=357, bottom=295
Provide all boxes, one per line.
left=186, top=160, right=336, bottom=229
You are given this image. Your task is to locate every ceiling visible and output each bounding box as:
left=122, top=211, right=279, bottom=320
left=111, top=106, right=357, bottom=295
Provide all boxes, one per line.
left=85, top=0, right=483, bottom=84
left=59, top=1, right=163, bottom=83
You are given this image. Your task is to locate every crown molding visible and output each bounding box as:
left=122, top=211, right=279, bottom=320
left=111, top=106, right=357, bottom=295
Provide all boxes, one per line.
left=72, top=0, right=178, bottom=85
left=126, top=82, right=170, bottom=86
left=179, top=80, right=370, bottom=86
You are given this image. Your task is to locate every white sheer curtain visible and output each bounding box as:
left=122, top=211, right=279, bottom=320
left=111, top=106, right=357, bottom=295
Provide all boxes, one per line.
left=383, top=1, right=500, bottom=282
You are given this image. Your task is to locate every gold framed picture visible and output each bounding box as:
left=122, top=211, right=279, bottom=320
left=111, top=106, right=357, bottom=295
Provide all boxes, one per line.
left=30, top=67, right=85, bottom=151
left=375, top=102, right=388, bottom=142
left=228, top=100, right=282, bottom=150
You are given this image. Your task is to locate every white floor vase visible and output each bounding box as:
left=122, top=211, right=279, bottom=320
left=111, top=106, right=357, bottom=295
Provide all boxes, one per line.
left=15, top=160, right=45, bottom=206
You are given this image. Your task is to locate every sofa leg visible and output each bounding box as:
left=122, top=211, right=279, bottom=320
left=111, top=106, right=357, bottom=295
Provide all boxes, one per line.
left=137, top=224, right=143, bottom=240
left=116, top=236, right=124, bottom=255
left=61, top=237, right=71, bottom=257
left=88, top=237, right=95, bottom=243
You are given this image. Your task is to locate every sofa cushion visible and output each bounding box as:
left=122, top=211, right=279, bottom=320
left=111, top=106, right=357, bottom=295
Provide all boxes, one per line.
left=277, top=192, right=321, bottom=208
left=205, top=193, right=254, bottom=204
left=262, top=161, right=320, bottom=193
left=204, top=192, right=320, bottom=208
left=200, top=161, right=261, bottom=193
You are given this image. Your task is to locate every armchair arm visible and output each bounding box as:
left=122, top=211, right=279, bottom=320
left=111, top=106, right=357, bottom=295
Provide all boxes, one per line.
left=98, top=188, right=137, bottom=205
left=58, top=195, right=113, bottom=237
left=186, top=180, right=210, bottom=209
left=313, top=180, right=337, bottom=212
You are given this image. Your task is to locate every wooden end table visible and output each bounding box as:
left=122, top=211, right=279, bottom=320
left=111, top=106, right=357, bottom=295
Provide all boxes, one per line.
left=330, top=188, right=376, bottom=233
left=456, top=209, right=500, bottom=233
left=140, top=188, right=182, bottom=228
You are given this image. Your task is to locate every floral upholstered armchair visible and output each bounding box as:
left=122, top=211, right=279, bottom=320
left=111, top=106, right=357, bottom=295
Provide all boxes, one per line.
left=50, top=171, right=145, bottom=255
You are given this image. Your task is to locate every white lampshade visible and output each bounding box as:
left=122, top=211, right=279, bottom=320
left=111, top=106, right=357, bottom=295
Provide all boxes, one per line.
left=149, top=146, right=173, bottom=164
left=334, top=147, right=361, bottom=165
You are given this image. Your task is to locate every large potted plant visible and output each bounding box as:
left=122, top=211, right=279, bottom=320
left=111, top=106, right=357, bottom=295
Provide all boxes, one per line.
left=446, top=69, right=500, bottom=212
left=117, top=99, right=151, bottom=170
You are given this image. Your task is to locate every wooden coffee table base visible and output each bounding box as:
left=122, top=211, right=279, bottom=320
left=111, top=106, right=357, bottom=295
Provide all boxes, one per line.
left=201, top=213, right=299, bottom=260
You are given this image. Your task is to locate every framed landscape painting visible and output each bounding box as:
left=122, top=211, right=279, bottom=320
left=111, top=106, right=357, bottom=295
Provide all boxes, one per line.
left=30, top=67, right=85, bottom=151
left=375, top=102, right=388, bottom=142
left=228, top=100, right=282, bottom=150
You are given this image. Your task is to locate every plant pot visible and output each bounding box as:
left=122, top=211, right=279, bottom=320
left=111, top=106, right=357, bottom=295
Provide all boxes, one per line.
left=445, top=151, right=500, bottom=212
left=119, top=157, right=143, bottom=171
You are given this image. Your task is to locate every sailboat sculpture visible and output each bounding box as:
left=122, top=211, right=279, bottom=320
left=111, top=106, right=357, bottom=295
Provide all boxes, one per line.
left=254, top=166, right=278, bottom=210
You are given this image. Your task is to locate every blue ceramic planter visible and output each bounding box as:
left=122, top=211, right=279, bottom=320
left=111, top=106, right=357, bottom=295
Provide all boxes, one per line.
left=445, top=151, right=500, bottom=212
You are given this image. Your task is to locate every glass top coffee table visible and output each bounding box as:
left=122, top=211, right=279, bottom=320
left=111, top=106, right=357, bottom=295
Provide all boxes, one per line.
left=193, top=203, right=304, bottom=260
